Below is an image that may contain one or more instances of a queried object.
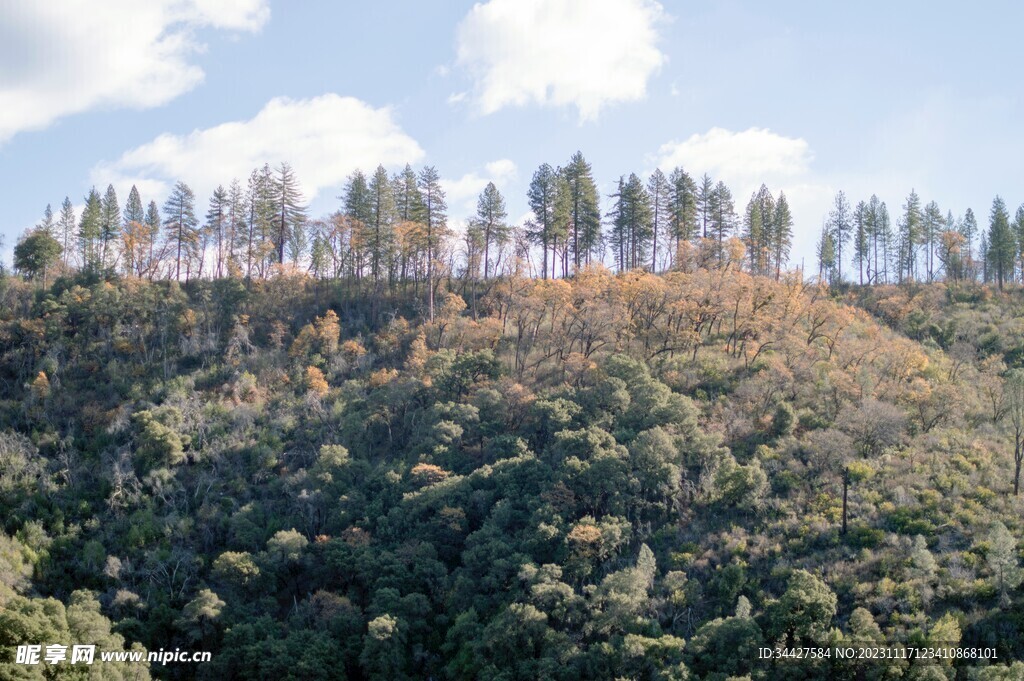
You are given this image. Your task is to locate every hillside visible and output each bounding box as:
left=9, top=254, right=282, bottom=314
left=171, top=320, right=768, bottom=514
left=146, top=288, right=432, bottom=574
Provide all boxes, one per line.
left=2, top=266, right=1024, bottom=680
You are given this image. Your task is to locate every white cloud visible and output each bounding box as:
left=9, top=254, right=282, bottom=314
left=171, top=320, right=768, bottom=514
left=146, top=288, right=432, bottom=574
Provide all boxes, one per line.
left=652, top=127, right=831, bottom=266
left=0, top=0, right=269, bottom=144
left=653, top=127, right=812, bottom=185
left=442, top=159, right=518, bottom=219
left=91, top=94, right=425, bottom=205
left=455, top=0, right=667, bottom=121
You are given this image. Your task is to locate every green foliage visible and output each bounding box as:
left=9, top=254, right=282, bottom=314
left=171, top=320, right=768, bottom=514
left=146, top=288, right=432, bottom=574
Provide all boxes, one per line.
left=0, top=268, right=1022, bottom=678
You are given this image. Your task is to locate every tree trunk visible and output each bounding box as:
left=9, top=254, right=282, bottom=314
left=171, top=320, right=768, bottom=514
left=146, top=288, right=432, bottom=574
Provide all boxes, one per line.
left=841, top=470, right=849, bottom=535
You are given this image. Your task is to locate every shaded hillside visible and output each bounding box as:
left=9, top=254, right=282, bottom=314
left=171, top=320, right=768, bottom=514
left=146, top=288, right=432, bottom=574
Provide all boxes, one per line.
left=1, top=266, right=1023, bottom=680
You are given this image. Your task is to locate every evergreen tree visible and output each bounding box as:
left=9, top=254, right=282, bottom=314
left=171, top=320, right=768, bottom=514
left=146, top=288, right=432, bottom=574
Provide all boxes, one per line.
left=367, top=165, right=396, bottom=284
left=418, top=166, right=447, bottom=321
left=206, top=185, right=230, bottom=278
left=392, top=164, right=425, bottom=284
left=878, top=201, right=893, bottom=284
left=979, top=231, right=990, bottom=283
left=960, top=207, right=978, bottom=278
left=987, top=195, right=1014, bottom=290
left=124, top=185, right=145, bottom=226
left=100, top=184, right=121, bottom=269
left=668, top=167, right=698, bottom=266
left=827, top=191, right=852, bottom=283
left=922, top=200, right=944, bottom=281
left=563, top=151, right=602, bottom=269
left=744, top=193, right=764, bottom=274
left=772, top=192, right=794, bottom=280
left=37, top=204, right=55, bottom=238
left=227, top=179, right=246, bottom=276
left=275, top=162, right=306, bottom=265
left=145, top=200, right=161, bottom=279
left=244, top=166, right=277, bottom=278
left=853, top=200, right=869, bottom=285
left=1013, top=204, right=1024, bottom=283
left=475, top=182, right=509, bottom=279
left=58, top=197, right=76, bottom=268
left=898, top=190, right=922, bottom=282
left=708, top=181, right=737, bottom=261
left=816, top=224, right=836, bottom=284
left=392, top=164, right=425, bottom=223
left=78, top=187, right=103, bottom=272
left=697, top=173, right=714, bottom=239
left=163, top=181, right=199, bottom=281
left=607, top=173, right=653, bottom=271
left=647, top=168, right=671, bottom=271
left=528, top=164, right=561, bottom=279
left=344, top=170, right=373, bottom=279
left=743, top=185, right=775, bottom=275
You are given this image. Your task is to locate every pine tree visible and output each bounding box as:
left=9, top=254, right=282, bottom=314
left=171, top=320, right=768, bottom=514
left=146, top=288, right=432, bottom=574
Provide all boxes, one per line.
left=275, top=162, right=306, bottom=265
left=475, top=182, right=509, bottom=279
left=816, top=224, right=836, bottom=284
left=392, top=164, right=425, bottom=223
left=853, top=200, right=868, bottom=285
left=743, top=185, right=775, bottom=275
left=922, top=200, right=943, bottom=281
left=772, top=192, right=794, bottom=280
left=227, top=179, right=245, bottom=276
left=607, top=173, right=653, bottom=271
left=124, top=186, right=145, bottom=226
left=979, top=230, right=989, bottom=283
left=78, top=188, right=103, bottom=272
left=987, top=195, right=1014, bottom=290
left=145, top=200, right=161, bottom=279
left=392, top=164, right=425, bottom=284
left=1013, top=204, right=1024, bottom=284
left=647, top=168, right=671, bottom=271
left=528, top=164, right=560, bottom=279
left=344, top=169, right=372, bottom=278
left=667, top=167, right=698, bottom=266
left=163, top=181, right=199, bottom=281
left=38, top=204, right=55, bottom=238
left=744, top=193, right=764, bottom=275
left=418, top=166, right=447, bottom=321
left=244, top=166, right=277, bottom=278
left=100, top=184, right=120, bottom=269
left=878, top=201, right=893, bottom=284
left=827, top=191, right=851, bottom=283
left=960, top=207, right=978, bottom=278
left=367, top=165, right=396, bottom=284
left=697, top=173, right=714, bottom=240
left=708, top=181, right=737, bottom=262
left=865, top=195, right=882, bottom=283
left=563, top=152, right=601, bottom=269
left=898, top=190, right=922, bottom=282
left=58, top=197, right=76, bottom=268
left=206, top=185, right=229, bottom=278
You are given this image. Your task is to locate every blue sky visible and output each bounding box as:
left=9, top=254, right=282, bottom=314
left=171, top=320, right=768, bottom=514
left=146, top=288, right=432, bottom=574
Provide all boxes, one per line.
left=2, top=0, right=1022, bottom=270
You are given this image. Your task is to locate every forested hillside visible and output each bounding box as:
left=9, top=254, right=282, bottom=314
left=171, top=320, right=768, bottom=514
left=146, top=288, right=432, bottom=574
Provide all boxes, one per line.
left=3, top=260, right=1024, bottom=679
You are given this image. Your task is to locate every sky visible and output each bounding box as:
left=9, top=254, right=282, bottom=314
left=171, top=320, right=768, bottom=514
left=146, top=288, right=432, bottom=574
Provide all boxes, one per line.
left=2, top=0, right=1022, bottom=270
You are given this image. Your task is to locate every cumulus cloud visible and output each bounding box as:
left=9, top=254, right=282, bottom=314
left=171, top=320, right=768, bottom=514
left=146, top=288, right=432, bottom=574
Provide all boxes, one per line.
left=653, top=127, right=812, bottom=185
left=442, top=159, right=518, bottom=216
left=652, top=127, right=830, bottom=264
left=455, top=0, right=667, bottom=121
left=91, top=94, right=425, bottom=204
left=0, top=0, right=269, bottom=144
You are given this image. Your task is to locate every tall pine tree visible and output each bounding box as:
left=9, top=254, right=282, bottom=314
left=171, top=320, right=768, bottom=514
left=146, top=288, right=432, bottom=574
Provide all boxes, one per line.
left=418, top=166, right=447, bottom=321
left=163, top=181, right=199, bottom=281
left=475, top=182, right=508, bottom=279
left=987, top=196, right=1014, bottom=290
left=563, top=152, right=601, bottom=269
